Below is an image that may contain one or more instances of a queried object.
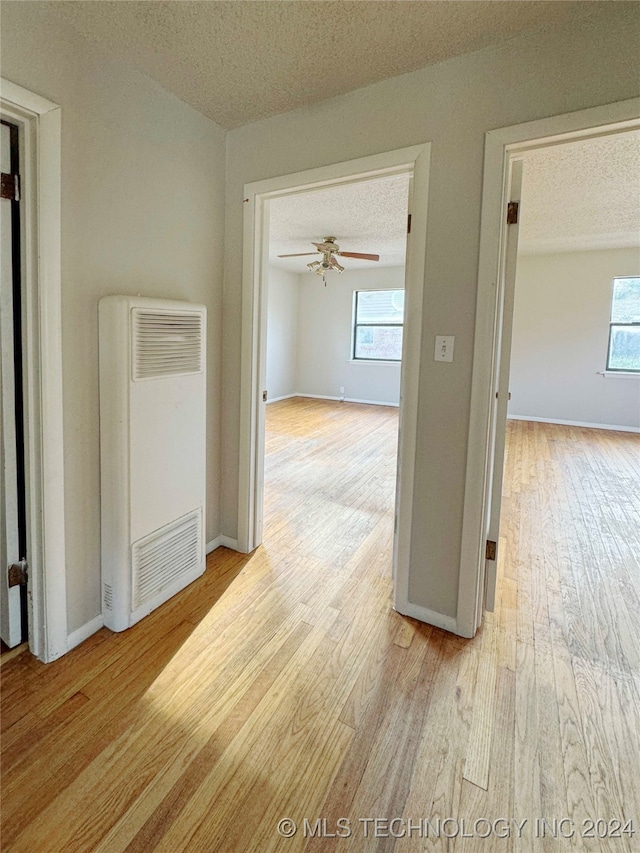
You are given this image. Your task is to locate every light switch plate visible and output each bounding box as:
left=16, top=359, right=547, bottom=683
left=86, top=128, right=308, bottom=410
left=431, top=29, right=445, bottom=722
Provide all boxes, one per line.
left=434, top=335, right=455, bottom=363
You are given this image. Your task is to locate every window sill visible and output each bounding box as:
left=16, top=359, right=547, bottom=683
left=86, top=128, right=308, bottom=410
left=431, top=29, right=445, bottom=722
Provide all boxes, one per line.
left=348, top=359, right=402, bottom=366
left=597, top=371, right=640, bottom=378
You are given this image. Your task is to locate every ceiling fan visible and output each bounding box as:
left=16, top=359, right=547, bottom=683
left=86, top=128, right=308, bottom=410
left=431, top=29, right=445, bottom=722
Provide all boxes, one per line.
left=278, top=236, right=379, bottom=282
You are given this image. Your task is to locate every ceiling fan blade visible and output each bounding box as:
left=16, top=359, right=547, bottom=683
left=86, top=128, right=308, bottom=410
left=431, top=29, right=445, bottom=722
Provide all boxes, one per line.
left=277, top=252, right=319, bottom=258
left=338, top=251, right=380, bottom=261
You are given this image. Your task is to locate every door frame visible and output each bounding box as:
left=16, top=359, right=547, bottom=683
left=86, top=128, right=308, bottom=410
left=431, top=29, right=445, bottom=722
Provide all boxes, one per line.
left=1, top=79, right=67, bottom=662
left=238, top=144, right=431, bottom=621
left=458, top=97, right=640, bottom=637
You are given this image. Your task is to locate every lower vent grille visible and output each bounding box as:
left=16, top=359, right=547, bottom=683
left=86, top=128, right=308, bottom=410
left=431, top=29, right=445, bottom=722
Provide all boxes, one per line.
left=132, top=510, right=202, bottom=609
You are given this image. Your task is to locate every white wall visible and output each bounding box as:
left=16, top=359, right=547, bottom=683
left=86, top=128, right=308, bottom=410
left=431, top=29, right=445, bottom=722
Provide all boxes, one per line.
left=296, top=266, right=404, bottom=405
left=222, top=5, right=640, bottom=620
left=266, top=266, right=299, bottom=401
left=4, top=2, right=638, bottom=641
left=509, top=249, right=640, bottom=429
left=1, top=4, right=226, bottom=634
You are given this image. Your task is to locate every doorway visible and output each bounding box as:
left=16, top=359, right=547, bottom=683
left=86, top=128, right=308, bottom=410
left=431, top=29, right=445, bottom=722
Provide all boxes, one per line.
left=459, top=97, right=640, bottom=635
left=239, top=144, right=431, bottom=621
left=496, top=129, right=640, bottom=671
left=1, top=78, right=66, bottom=662
left=261, top=174, right=410, bottom=568
left=1, top=118, right=28, bottom=649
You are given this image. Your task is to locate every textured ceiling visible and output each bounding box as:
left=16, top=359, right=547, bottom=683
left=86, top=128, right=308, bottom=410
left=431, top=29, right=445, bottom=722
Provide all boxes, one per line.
left=47, top=0, right=604, bottom=129
left=270, top=131, right=640, bottom=275
left=519, top=130, right=640, bottom=255
left=269, top=174, right=411, bottom=273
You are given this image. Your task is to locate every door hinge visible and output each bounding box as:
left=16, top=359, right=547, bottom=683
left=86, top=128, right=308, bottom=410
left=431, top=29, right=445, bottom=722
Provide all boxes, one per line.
left=485, top=540, right=497, bottom=561
left=507, top=201, right=519, bottom=225
left=262, top=390, right=268, bottom=402
left=1, top=172, right=20, bottom=202
left=407, top=213, right=412, bottom=234
left=8, top=560, right=28, bottom=587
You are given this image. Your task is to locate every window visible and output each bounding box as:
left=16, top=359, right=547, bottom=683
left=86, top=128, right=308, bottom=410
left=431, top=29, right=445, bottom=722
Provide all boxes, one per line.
left=353, top=289, right=404, bottom=361
left=607, top=277, right=640, bottom=372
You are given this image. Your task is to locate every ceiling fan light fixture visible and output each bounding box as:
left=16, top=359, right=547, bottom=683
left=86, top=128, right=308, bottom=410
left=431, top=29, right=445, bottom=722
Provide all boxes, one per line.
left=295, top=236, right=379, bottom=281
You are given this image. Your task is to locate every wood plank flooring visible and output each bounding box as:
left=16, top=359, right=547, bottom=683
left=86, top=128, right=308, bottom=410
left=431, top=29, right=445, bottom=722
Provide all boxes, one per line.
left=1, top=401, right=639, bottom=851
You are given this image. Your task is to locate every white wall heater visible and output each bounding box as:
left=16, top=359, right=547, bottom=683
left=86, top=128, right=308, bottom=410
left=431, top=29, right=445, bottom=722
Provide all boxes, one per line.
left=99, top=296, right=207, bottom=631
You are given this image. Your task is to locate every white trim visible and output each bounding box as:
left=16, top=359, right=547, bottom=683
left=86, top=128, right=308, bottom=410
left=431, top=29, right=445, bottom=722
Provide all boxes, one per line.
left=239, top=145, right=431, bottom=627
left=392, top=153, right=430, bottom=623
left=1, top=79, right=67, bottom=663
left=67, top=615, right=104, bottom=652
left=287, top=393, right=399, bottom=408
left=338, top=395, right=398, bottom=408
left=394, top=601, right=458, bottom=635
left=206, top=535, right=240, bottom=554
left=268, top=393, right=399, bottom=407
left=507, top=415, right=640, bottom=433
left=459, top=98, right=640, bottom=640
left=597, top=371, right=640, bottom=379
left=0, top=80, right=59, bottom=116
left=348, top=360, right=402, bottom=368
left=265, top=393, right=298, bottom=404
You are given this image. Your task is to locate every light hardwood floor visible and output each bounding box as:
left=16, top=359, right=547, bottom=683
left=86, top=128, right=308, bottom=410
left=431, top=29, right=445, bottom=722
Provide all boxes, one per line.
left=1, top=400, right=639, bottom=851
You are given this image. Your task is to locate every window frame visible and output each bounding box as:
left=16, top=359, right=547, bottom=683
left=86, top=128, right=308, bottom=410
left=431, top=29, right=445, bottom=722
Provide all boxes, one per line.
left=606, top=276, right=640, bottom=374
left=352, top=288, right=404, bottom=364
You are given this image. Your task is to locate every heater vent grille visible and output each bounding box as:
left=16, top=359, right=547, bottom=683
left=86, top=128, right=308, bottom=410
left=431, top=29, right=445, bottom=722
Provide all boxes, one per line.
left=103, top=583, right=113, bottom=610
left=133, top=310, right=203, bottom=380
left=132, top=510, right=201, bottom=609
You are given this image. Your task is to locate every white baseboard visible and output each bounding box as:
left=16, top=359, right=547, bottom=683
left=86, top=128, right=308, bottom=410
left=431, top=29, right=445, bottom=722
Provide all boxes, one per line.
left=345, top=395, right=399, bottom=408
left=393, top=601, right=460, bottom=636
left=293, top=393, right=399, bottom=408
left=294, top=393, right=336, bottom=401
left=508, top=414, right=640, bottom=434
left=67, top=539, right=242, bottom=652
left=206, top=536, right=222, bottom=552
left=266, top=393, right=297, bottom=403
left=67, top=614, right=104, bottom=651
left=206, top=535, right=240, bottom=554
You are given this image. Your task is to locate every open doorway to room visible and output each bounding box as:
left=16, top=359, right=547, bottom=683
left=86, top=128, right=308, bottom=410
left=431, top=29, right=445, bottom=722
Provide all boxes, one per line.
left=239, top=145, right=431, bottom=621
left=1, top=117, right=29, bottom=653
left=261, top=175, right=410, bottom=578
left=494, top=129, right=640, bottom=672
left=0, top=80, right=66, bottom=663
